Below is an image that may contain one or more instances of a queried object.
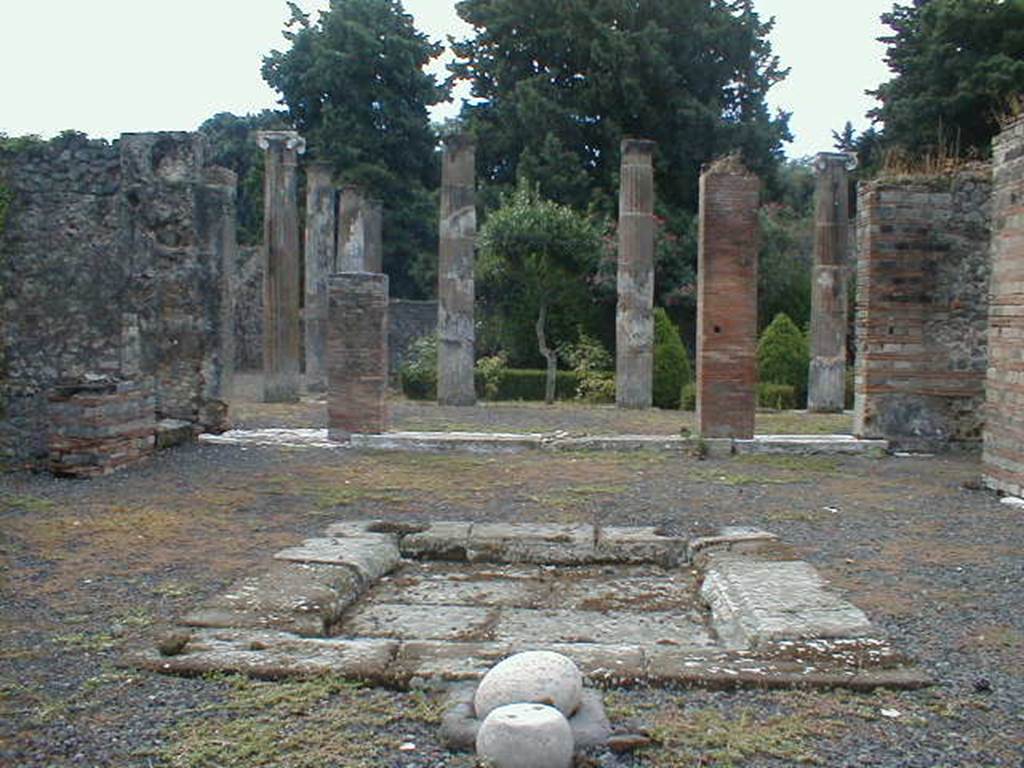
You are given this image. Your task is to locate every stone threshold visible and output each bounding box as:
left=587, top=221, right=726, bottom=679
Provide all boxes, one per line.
left=133, top=520, right=928, bottom=692
left=201, top=428, right=888, bottom=456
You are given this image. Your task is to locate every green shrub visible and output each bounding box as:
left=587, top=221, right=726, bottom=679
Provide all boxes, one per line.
left=399, top=333, right=437, bottom=400
left=757, top=313, right=809, bottom=404
left=486, top=369, right=579, bottom=401
left=758, top=383, right=797, bottom=410
left=560, top=332, right=615, bottom=404
left=475, top=353, right=508, bottom=400
left=681, top=382, right=697, bottom=411
left=653, top=308, right=691, bottom=409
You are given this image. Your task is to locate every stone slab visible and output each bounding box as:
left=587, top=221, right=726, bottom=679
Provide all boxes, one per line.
left=400, top=521, right=472, bottom=560
left=701, top=558, right=875, bottom=649
left=552, top=572, right=697, bottom=613
left=370, top=570, right=545, bottom=608
left=391, top=640, right=513, bottom=683
left=183, top=561, right=362, bottom=637
left=466, top=523, right=596, bottom=564
left=274, top=536, right=400, bottom=582
left=342, top=603, right=498, bottom=641
left=733, top=435, right=887, bottom=455
left=494, top=608, right=714, bottom=648
left=351, top=432, right=544, bottom=453
left=137, top=629, right=398, bottom=681
left=595, top=526, right=687, bottom=567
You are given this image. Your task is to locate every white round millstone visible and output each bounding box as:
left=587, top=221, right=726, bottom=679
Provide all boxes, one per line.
left=476, top=703, right=574, bottom=768
left=474, top=650, right=583, bottom=720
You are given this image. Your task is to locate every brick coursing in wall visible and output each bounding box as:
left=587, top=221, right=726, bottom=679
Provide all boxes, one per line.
left=48, top=379, right=155, bottom=477
left=854, top=171, right=991, bottom=451
left=984, top=118, right=1024, bottom=494
left=696, top=160, right=760, bottom=439
left=0, top=132, right=235, bottom=462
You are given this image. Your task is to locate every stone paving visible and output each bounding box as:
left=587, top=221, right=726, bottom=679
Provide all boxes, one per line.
left=139, top=520, right=929, bottom=691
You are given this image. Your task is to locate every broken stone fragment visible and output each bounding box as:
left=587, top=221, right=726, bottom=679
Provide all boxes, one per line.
left=474, top=650, right=583, bottom=720
left=476, top=703, right=574, bottom=768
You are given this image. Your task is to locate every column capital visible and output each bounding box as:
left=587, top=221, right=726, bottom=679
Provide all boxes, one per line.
left=814, top=151, right=858, bottom=172
left=255, top=130, right=306, bottom=154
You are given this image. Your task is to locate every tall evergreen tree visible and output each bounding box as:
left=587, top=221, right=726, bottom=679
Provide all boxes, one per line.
left=262, top=0, right=449, bottom=296
left=870, top=0, right=1024, bottom=156
left=451, top=0, right=790, bottom=214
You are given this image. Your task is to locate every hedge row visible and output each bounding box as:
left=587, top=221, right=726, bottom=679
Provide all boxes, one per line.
left=401, top=368, right=580, bottom=402
left=680, top=382, right=798, bottom=412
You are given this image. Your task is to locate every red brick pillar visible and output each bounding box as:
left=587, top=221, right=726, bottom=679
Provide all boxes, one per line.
left=327, top=273, right=389, bottom=440
left=696, top=159, right=760, bottom=439
left=985, top=117, right=1024, bottom=494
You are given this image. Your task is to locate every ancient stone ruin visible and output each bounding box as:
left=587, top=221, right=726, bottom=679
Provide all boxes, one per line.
left=0, top=132, right=235, bottom=465
left=615, top=139, right=657, bottom=409
left=695, top=157, right=760, bottom=438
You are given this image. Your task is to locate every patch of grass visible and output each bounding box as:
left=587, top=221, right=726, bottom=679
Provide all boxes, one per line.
left=644, top=706, right=834, bottom=766
left=737, top=455, right=840, bottom=473
left=51, top=631, right=115, bottom=652
left=0, top=492, right=56, bottom=514
left=163, top=675, right=445, bottom=768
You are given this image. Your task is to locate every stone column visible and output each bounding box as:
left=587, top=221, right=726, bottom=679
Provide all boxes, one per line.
left=364, top=198, right=384, bottom=274
left=196, top=166, right=238, bottom=430
left=327, top=272, right=389, bottom=440
left=616, top=139, right=657, bottom=409
left=696, top=158, right=760, bottom=439
left=256, top=130, right=305, bottom=403
left=808, top=152, right=855, bottom=412
left=337, top=185, right=367, bottom=272
left=304, top=162, right=335, bottom=392
left=437, top=134, right=477, bottom=406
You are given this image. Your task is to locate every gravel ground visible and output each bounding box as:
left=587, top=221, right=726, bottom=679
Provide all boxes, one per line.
left=1, top=398, right=1021, bottom=767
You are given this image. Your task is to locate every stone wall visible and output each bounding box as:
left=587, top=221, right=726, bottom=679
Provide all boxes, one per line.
left=389, top=299, right=437, bottom=379
left=984, top=119, right=1024, bottom=494
left=233, top=245, right=264, bottom=371
left=0, top=132, right=235, bottom=462
left=854, top=170, right=991, bottom=450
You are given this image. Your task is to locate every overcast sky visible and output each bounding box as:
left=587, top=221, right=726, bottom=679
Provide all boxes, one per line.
left=0, top=0, right=893, bottom=159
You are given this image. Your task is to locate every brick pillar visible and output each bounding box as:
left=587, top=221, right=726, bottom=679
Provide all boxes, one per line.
left=337, top=185, right=367, bottom=272
left=437, top=134, right=477, bottom=406
left=364, top=198, right=384, bottom=274
left=256, top=130, right=305, bottom=403
left=696, top=159, right=760, bottom=439
left=985, top=118, right=1024, bottom=494
left=304, top=162, right=335, bottom=392
left=616, top=139, right=656, bottom=409
left=327, top=272, right=389, bottom=440
left=808, top=152, right=854, bottom=412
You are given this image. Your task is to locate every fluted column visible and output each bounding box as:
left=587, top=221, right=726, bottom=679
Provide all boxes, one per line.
left=616, top=139, right=657, bottom=409
left=303, top=162, right=334, bottom=392
left=256, top=130, right=305, bottom=403
left=437, top=134, right=477, bottom=406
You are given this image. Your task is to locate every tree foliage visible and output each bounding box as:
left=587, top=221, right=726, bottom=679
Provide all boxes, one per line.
left=870, top=0, right=1024, bottom=156
left=262, top=0, right=448, bottom=296
left=477, top=183, right=604, bottom=400
left=198, top=111, right=287, bottom=245
left=451, top=0, right=791, bottom=214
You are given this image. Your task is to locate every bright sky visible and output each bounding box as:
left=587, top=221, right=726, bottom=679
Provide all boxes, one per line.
left=0, top=0, right=893, bottom=158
